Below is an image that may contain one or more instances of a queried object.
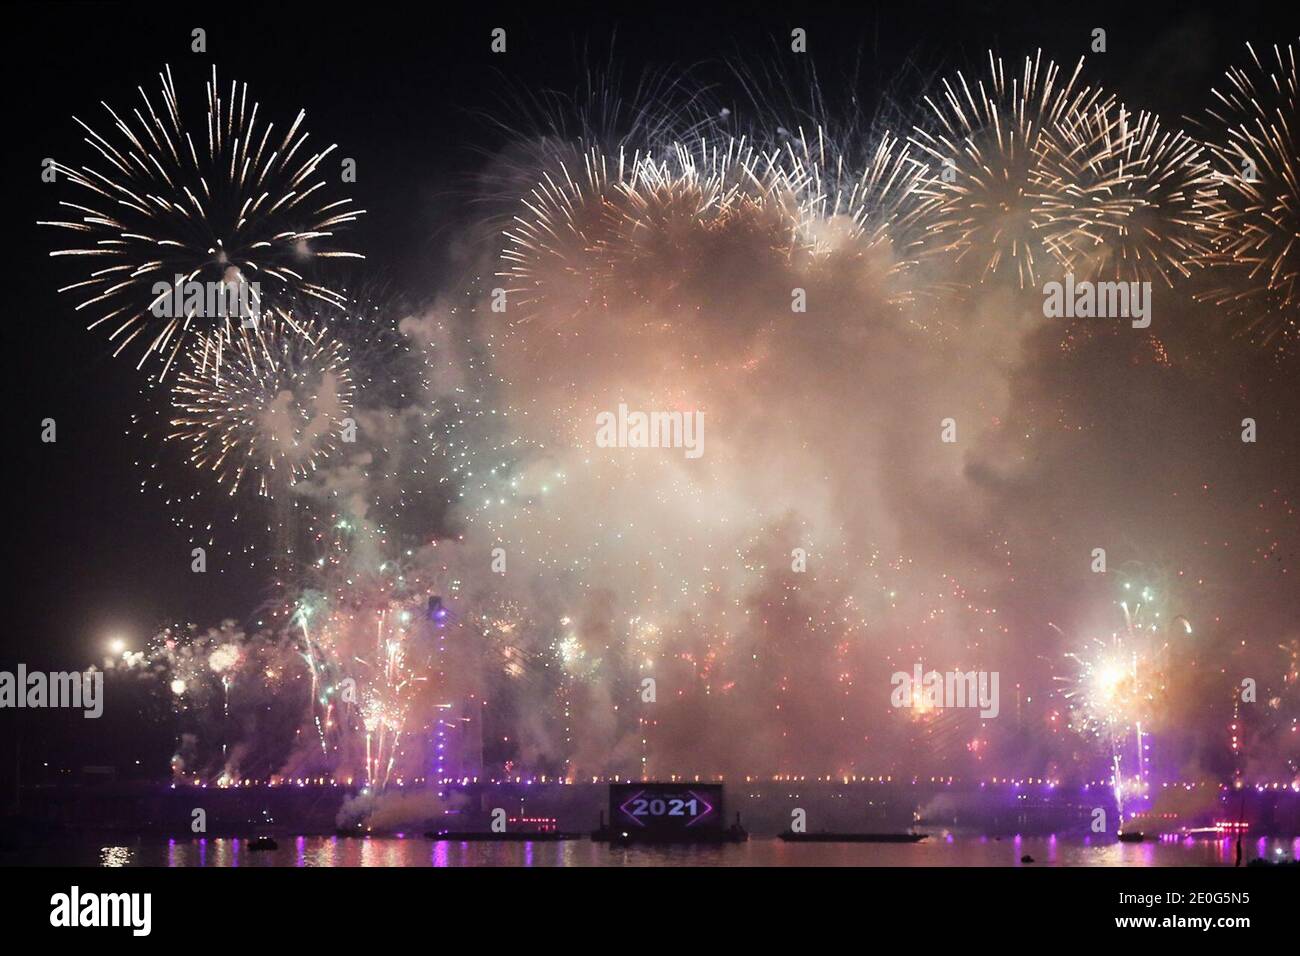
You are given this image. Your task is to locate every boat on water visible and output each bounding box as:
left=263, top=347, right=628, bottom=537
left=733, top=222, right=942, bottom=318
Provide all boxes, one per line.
left=1116, top=831, right=1145, bottom=843
left=779, top=831, right=926, bottom=843
left=247, top=808, right=280, bottom=850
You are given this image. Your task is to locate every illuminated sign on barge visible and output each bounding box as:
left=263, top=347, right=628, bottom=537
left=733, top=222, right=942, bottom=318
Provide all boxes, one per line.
left=593, top=783, right=747, bottom=844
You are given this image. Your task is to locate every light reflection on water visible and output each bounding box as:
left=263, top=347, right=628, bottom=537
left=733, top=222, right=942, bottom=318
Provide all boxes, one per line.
left=28, top=834, right=1300, bottom=867
left=97, top=845, right=133, bottom=867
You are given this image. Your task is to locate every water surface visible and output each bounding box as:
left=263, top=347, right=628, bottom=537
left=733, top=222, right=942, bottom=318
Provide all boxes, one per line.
left=10, top=834, right=1299, bottom=867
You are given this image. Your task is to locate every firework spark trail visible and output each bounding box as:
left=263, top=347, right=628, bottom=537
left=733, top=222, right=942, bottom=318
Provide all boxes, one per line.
left=292, top=602, right=333, bottom=755
left=136, top=548, right=457, bottom=786
left=1197, top=40, right=1300, bottom=345
left=350, top=603, right=438, bottom=789
left=278, top=545, right=463, bottom=786
left=39, top=64, right=365, bottom=375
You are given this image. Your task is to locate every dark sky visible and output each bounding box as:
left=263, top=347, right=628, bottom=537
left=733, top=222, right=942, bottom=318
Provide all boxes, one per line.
left=4, top=0, right=1294, bottom=666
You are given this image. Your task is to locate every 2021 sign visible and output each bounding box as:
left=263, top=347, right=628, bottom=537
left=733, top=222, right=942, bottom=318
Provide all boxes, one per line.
left=611, top=783, right=722, bottom=833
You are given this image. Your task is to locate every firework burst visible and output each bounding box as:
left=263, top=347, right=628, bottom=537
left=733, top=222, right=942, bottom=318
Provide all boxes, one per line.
left=40, top=64, right=364, bottom=375
left=167, top=310, right=355, bottom=498
left=778, top=127, right=940, bottom=303
left=1197, top=40, right=1300, bottom=344
left=1047, top=105, right=1222, bottom=286
left=911, top=51, right=1112, bottom=288
left=499, top=127, right=937, bottom=317
left=498, top=139, right=784, bottom=316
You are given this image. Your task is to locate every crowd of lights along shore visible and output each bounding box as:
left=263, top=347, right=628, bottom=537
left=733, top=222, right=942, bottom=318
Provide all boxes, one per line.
left=42, top=41, right=1300, bottom=828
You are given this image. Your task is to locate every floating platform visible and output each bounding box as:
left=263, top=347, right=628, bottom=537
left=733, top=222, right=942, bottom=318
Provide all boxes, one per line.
left=1116, top=832, right=1146, bottom=843
left=779, top=831, right=926, bottom=843
left=594, top=782, right=748, bottom=844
